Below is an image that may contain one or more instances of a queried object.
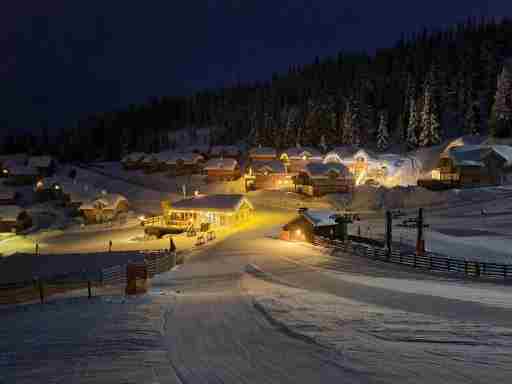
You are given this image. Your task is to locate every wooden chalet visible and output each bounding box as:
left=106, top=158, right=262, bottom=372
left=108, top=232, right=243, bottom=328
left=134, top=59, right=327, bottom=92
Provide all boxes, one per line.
left=163, top=194, right=253, bottom=229
left=203, top=158, right=241, bottom=182
left=281, top=209, right=339, bottom=243
left=279, top=146, right=323, bottom=172
left=0, top=205, right=32, bottom=233
left=295, top=162, right=354, bottom=197
left=248, top=146, right=277, bottom=163
left=121, top=152, right=147, bottom=170
left=429, top=145, right=512, bottom=187
left=79, top=193, right=129, bottom=224
left=166, top=153, right=205, bottom=176
left=245, top=160, right=294, bottom=191
left=209, top=145, right=242, bottom=160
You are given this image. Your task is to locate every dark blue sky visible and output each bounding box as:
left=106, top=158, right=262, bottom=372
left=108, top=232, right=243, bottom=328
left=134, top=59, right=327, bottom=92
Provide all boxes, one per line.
left=1, top=0, right=511, bottom=133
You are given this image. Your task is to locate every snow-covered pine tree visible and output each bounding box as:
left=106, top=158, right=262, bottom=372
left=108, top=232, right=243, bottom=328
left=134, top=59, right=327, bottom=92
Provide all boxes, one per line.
left=419, top=73, right=441, bottom=147
left=494, top=59, right=512, bottom=137
left=377, top=110, right=389, bottom=151
left=351, top=98, right=361, bottom=147
left=406, top=97, right=418, bottom=149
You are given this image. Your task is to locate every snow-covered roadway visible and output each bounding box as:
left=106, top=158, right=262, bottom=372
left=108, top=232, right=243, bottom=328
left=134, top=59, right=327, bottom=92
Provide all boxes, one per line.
left=3, top=211, right=512, bottom=383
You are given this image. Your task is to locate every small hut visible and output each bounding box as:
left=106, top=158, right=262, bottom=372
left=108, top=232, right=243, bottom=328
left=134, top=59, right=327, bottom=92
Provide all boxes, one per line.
left=79, top=193, right=129, bottom=224
left=281, top=209, right=338, bottom=243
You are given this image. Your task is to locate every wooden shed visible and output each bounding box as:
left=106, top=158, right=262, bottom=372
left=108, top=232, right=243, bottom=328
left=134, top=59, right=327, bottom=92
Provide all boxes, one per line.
left=281, top=209, right=338, bottom=243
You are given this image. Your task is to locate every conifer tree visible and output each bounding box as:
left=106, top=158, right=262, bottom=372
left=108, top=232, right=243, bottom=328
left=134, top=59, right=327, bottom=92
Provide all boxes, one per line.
left=406, top=97, right=418, bottom=149
left=494, top=59, right=512, bottom=136
left=377, top=110, right=389, bottom=151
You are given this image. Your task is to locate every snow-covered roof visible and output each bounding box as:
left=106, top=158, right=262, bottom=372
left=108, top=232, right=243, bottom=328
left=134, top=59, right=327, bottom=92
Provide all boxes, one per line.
left=141, top=153, right=159, bottom=164
left=249, top=146, right=277, bottom=158
left=441, top=135, right=486, bottom=158
left=303, top=162, right=351, bottom=178
left=122, top=152, right=146, bottom=163
left=209, top=145, right=241, bottom=157
left=281, top=147, right=322, bottom=160
left=28, top=156, right=54, bottom=168
left=0, top=205, right=25, bottom=221
left=80, top=193, right=128, bottom=210
left=448, top=146, right=485, bottom=167
left=203, top=158, right=238, bottom=171
left=252, top=160, right=286, bottom=174
left=302, top=209, right=338, bottom=227
left=166, top=152, right=205, bottom=165
left=489, top=145, right=512, bottom=167
left=170, top=194, right=253, bottom=212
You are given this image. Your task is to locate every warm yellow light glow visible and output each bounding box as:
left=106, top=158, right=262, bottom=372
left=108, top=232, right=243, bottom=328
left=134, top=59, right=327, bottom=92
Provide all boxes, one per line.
left=138, top=215, right=146, bottom=221
left=194, top=190, right=200, bottom=196
left=431, top=169, right=441, bottom=180
left=2, top=169, right=7, bottom=174
left=355, top=169, right=367, bottom=186
left=296, top=229, right=301, bottom=235
left=36, top=181, right=44, bottom=189
left=54, top=184, right=60, bottom=190
left=302, top=155, right=307, bottom=161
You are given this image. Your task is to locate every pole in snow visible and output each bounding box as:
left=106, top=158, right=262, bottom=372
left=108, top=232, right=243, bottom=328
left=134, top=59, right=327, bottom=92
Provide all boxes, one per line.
left=385, top=210, right=392, bottom=257
left=108, top=240, right=112, bottom=253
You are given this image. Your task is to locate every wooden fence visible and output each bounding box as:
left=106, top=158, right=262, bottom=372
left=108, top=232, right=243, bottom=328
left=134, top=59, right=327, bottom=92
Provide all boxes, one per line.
left=313, top=236, right=512, bottom=281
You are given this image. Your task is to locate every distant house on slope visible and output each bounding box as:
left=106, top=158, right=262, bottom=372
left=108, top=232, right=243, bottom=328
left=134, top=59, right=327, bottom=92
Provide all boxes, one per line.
left=121, top=152, right=147, bottom=170
left=429, top=145, right=512, bottom=187
left=280, top=146, right=323, bottom=172
left=203, top=158, right=241, bottom=182
left=295, top=163, right=354, bottom=197
left=248, top=146, right=277, bottom=163
left=0, top=205, right=32, bottom=233
left=79, top=193, right=129, bottom=224
left=163, top=194, right=253, bottom=229
left=209, top=145, right=241, bottom=160
left=28, top=155, right=56, bottom=177
left=245, top=160, right=294, bottom=191
left=166, top=152, right=205, bottom=176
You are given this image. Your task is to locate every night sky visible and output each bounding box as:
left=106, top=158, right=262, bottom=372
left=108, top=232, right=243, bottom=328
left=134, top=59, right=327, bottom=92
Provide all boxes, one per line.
left=2, top=0, right=511, bottom=133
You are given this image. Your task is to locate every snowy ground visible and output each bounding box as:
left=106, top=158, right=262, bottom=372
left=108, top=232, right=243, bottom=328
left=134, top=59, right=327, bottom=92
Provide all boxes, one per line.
left=3, top=214, right=512, bottom=383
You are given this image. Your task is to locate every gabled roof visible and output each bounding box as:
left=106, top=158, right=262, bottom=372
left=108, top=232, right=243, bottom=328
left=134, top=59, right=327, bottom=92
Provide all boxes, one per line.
left=166, top=152, right=204, bottom=165
left=302, top=210, right=338, bottom=227
left=203, top=158, right=238, bottom=171
left=249, top=146, right=277, bottom=157
left=170, top=194, right=253, bottom=212
left=122, top=152, right=146, bottom=163
left=281, top=146, right=322, bottom=159
left=252, top=160, right=286, bottom=174
left=28, top=156, right=54, bottom=168
left=80, top=193, right=128, bottom=210
left=303, top=162, right=351, bottom=178
left=0, top=205, right=25, bottom=221
left=441, top=135, right=486, bottom=157
left=448, top=146, right=486, bottom=167
left=488, top=145, right=512, bottom=167
left=209, top=145, right=241, bottom=156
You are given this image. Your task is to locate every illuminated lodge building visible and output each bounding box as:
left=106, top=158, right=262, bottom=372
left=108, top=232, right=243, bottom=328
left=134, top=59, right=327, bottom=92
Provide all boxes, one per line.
left=163, top=194, right=254, bottom=229
left=245, top=160, right=295, bottom=191
left=430, top=145, right=512, bottom=187
left=294, top=163, right=354, bottom=197
left=279, top=147, right=323, bottom=173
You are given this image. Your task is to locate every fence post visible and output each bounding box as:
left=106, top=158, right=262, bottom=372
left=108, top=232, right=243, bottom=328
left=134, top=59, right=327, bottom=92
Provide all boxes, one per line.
left=413, top=253, right=417, bottom=268
left=38, top=279, right=44, bottom=304
left=88, top=280, right=92, bottom=299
